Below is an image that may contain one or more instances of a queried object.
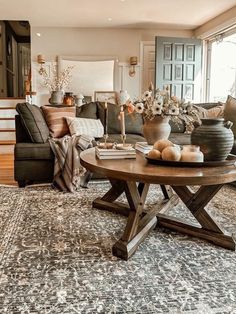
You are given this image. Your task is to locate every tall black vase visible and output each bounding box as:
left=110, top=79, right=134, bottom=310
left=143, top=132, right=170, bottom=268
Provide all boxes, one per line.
left=191, top=118, right=234, bottom=161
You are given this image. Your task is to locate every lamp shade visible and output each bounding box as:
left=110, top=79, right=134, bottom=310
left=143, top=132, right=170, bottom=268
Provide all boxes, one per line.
left=119, top=90, right=130, bottom=105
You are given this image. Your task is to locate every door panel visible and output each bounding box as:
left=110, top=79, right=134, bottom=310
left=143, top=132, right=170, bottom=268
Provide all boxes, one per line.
left=155, top=36, right=202, bottom=102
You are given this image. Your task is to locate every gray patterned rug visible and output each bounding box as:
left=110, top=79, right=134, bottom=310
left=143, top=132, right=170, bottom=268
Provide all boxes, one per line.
left=0, top=182, right=236, bottom=314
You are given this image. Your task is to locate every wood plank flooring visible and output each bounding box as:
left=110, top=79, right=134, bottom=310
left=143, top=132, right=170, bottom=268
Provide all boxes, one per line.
left=0, top=151, right=17, bottom=186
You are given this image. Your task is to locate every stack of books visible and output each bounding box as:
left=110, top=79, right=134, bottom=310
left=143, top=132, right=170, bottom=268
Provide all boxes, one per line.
left=95, top=146, right=136, bottom=159
left=135, top=142, right=153, bottom=154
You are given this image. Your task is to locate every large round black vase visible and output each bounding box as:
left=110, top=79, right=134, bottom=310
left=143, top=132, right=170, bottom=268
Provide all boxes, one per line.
left=191, top=118, right=234, bottom=161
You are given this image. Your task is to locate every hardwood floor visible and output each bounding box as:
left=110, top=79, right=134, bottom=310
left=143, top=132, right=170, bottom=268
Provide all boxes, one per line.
left=0, top=151, right=17, bottom=186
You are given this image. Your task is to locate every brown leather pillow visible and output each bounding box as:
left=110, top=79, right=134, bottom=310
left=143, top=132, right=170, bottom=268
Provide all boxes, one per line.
left=41, top=106, right=75, bottom=138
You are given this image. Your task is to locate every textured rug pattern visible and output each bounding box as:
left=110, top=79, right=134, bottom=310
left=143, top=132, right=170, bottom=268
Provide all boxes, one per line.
left=0, top=183, right=236, bottom=313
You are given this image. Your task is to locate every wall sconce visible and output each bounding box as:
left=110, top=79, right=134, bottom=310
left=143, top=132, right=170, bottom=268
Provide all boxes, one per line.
left=37, top=54, right=46, bottom=75
left=129, top=56, right=138, bottom=77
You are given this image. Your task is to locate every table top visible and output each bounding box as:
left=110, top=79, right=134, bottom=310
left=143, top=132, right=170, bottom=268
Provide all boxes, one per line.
left=80, top=148, right=236, bottom=186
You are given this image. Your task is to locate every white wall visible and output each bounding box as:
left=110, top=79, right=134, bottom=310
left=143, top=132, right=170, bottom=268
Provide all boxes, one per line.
left=31, top=27, right=193, bottom=62
left=31, top=27, right=193, bottom=105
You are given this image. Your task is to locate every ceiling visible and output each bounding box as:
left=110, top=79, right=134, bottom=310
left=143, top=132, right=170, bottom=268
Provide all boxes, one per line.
left=0, top=0, right=235, bottom=29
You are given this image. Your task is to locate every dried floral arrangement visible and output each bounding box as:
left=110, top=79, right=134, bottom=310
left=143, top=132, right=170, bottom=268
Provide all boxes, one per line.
left=126, top=84, right=204, bottom=132
left=40, top=65, right=74, bottom=92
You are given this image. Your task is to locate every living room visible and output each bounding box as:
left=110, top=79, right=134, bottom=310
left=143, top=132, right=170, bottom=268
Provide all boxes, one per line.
left=1, top=0, right=236, bottom=313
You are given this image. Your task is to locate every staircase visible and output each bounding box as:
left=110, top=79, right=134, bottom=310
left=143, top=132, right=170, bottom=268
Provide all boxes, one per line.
left=0, top=99, right=19, bottom=154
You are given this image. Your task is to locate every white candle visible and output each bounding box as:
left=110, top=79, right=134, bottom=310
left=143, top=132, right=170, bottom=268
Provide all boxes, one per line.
left=104, top=102, right=108, bottom=135
left=120, top=108, right=125, bottom=136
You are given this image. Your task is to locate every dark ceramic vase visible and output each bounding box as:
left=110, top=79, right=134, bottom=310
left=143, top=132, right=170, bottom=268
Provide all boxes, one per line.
left=191, top=118, right=234, bottom=161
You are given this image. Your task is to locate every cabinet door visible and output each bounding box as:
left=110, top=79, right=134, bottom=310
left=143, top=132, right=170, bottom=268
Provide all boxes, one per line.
left=155, top=36, right=202, bottom=102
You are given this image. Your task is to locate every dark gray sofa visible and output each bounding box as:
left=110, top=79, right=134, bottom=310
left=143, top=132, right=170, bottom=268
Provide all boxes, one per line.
left=15, top=101, right=233, bottom=188
left=14, top=102, right=147, bottom=187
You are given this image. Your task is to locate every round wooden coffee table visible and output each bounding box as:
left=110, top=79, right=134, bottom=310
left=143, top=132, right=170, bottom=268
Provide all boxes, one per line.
left=80, top=148, right=236, bottom=260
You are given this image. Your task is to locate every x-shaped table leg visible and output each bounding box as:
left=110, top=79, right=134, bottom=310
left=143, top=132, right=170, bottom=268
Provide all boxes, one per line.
left=93, top=179, right=179, bottom=260
left=157, top=184, right=236, bottom=250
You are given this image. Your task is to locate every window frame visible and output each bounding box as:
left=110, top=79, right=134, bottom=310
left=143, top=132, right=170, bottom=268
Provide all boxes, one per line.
left=204, top=26, right=236, bottom=102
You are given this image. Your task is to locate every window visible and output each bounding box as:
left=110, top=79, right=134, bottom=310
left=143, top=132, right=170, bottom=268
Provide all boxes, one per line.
left=207, top=29, right=236, bottom=102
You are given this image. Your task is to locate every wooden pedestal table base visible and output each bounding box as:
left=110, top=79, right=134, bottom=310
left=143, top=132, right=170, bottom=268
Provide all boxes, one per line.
left=80, top=148, right=236, bottom=261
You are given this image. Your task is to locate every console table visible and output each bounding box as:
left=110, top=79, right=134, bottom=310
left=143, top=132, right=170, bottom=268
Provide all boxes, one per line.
left=80, top=148, right=236, bottom=260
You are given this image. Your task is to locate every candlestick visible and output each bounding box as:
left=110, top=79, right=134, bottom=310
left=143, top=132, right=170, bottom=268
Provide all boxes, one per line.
left=120, top=110, right=125, bottom=136
left=120, top=107, right=126, bottom=146
left=104, top=101, right=108, bottom=135
left=103, top=133, right=108, bottom=149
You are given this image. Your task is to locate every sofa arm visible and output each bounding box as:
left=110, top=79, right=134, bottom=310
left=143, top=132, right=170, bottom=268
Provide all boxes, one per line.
left=15, top=115, right=31, bottom=143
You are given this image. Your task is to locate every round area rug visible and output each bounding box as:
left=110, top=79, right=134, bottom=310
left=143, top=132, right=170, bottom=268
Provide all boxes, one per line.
left=0, top=183, right=236, bottom=313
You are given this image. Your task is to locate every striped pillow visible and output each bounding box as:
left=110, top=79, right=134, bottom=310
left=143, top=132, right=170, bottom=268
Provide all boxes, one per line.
left=41, top=106, right=75, bottom=138
left=66, top=117, right=104, bottom=138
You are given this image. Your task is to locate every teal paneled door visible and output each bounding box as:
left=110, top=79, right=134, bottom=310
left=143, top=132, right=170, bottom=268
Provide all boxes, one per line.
left=155, top=36, right=202, bottom=102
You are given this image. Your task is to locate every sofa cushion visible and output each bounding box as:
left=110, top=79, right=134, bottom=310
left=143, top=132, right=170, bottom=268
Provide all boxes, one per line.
left=41, top=106, right=75, bottom=138
left=76, top=102, right=98, bottom=119
left=16, top=103, right=49, bottom=143
left=224, top=95, right=236, bottom=137
left=194, top=102, right=221, bottom=110
left=97, top=102, right=143, bottom=135
left=15, top=142, right=54, bottom=160
left=66, top=117, right=104, bottom=137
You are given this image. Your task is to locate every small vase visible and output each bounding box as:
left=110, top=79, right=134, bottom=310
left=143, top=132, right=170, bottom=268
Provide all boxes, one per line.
left=49, top=90, right=64, bottom=105
left=142, top=116, right=171, bottom=145
left=191, top=118, right=234, bottom=161
left=63, top=92, right=75, bottom=106
left=181, top=145, right=204, bottom=162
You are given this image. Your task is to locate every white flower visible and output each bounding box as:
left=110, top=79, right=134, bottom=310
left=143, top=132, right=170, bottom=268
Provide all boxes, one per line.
left=134, top=102, right=144, bottom=113
left=167, top=104, right=180, bottom=115
left=151, top=103, right=163, bottom=115
left=142, top=90, right=152, bottom=100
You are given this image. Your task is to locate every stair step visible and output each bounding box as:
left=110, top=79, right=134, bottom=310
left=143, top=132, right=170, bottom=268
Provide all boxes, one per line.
left=0, top=140, right=15, bottom=145
left=0, top=129, right=15, bottom=132
left=0, top=117, right=15, bottom=120
left=0, top=107, right=16, bottom=110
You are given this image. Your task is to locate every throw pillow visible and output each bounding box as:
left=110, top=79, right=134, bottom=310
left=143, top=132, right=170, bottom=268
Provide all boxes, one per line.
left=76, top=102, right=98, bottom=119
left=200, top=104, right=224, bottom=119
left=16, top=103, right=49, bottom=143
left=41, top=106, right=75, bottom=138
left=97, top=102, right=143, bottom=135
left=66, top=117, right=104, bottom=138
left=224, top=95, right=236, bottom=137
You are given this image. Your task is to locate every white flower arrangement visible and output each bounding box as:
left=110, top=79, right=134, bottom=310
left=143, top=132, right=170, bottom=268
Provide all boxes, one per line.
left=126, top=85, right=204, bottom=132
left=41, top=65, right=74, bottom=92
